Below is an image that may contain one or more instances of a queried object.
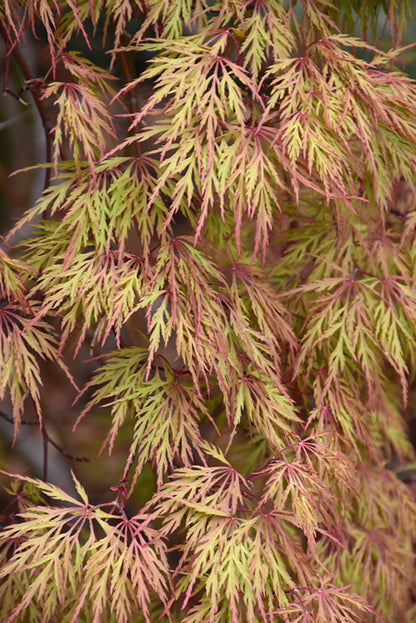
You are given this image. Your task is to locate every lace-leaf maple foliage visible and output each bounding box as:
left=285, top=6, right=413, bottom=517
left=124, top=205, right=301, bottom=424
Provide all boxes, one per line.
left=1, top=1, right=416, bottom=621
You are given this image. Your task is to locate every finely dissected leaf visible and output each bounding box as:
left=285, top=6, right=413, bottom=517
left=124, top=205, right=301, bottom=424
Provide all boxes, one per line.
left=42, top=52, right=116, bottom=172
left=111, top=36, right=276, bottom=251
left=250, top=436, right=359, bottom=580
left=79, top=349, right=211, bottom=484
left=136, top=236, right=231, bottom=382
left=11, top=161, right=169, bottom=354
left=0, top=301, right=71, bottom=435
left=16, top=156, right=166, bottom=261
left=275, top=578, right=379, bottom=623
left=276, top=206, right=416, bottom=408
left=264, top=35, right=416, bottom=208
left=238, top=5, right=294, bottom=80
left=152, top=466, right=314, bottom=623
left=225, top=367, right=300, bottom=451
left=0, top=473, right=170, bottom=623
left=32, top=248, right=146, bottom=354
left=154, top=464, right=250, bottom=526
left=0, top=248, right=32, bottom=306
left=137, top=0, right=211, bottom=39
left=176, top=513, right=303, bottom=623
left=0, top=473, right=112, bottom=623
left=76, top=515, right=171, bottom=623
left=103, top=0, right=147, bottom=52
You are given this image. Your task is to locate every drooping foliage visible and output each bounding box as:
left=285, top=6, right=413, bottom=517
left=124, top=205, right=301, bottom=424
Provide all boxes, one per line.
left=1, top=1, right=416, bottom=621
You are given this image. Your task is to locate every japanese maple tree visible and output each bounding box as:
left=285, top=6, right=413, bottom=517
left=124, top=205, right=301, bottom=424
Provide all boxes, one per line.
left=1, top=1, right=416, bottom=621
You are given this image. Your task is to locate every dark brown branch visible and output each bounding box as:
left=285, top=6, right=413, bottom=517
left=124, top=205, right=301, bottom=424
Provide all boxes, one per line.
left=0, top=21, right=53, bottom=190
left=0, top=410, right=89, bottom=463
left=39, top=417, right=49, bottom=481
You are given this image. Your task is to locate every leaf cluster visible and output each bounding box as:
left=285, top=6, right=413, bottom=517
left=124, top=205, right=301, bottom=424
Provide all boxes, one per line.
left=1, top=1, right=416, bottom=622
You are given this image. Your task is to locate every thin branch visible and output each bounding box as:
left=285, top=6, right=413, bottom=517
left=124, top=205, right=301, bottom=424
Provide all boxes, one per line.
left=0, top=410, right=89, bottom=463
left=40, top=418, right=49, bottom=482
left=0, top=21, right=53, bottom=190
